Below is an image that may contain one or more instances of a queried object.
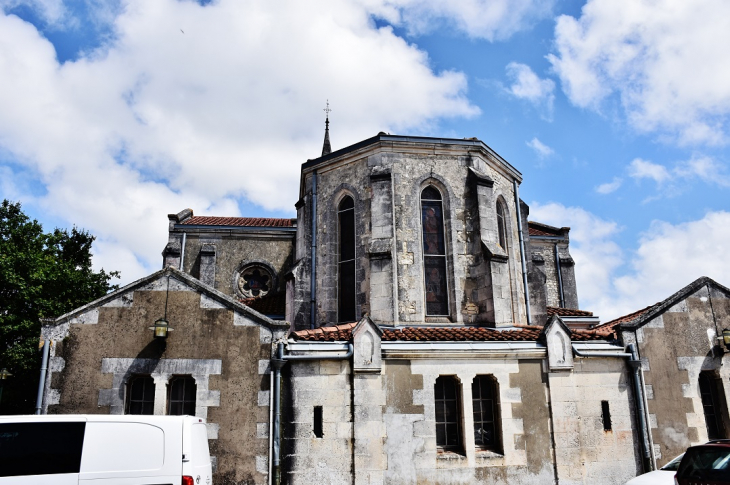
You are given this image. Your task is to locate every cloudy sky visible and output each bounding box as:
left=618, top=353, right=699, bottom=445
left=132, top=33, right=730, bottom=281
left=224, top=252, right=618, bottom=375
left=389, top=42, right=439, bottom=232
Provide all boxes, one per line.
left=1, top=0, right=729, bottom=321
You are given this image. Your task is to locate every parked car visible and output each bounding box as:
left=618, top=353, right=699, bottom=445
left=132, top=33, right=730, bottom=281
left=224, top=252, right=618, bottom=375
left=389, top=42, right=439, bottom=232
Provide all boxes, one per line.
left=0, top=414, right=212, bottom=485
left=625, top=453, right=684, bottom=485
left=675, top=440, right=730, bottom=485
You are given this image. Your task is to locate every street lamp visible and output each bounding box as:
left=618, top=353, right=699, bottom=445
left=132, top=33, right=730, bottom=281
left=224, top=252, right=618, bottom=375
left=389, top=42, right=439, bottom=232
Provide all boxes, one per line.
left=722, top=329, right=730, bottom=350
left=149, top=275, right=173, bottom=339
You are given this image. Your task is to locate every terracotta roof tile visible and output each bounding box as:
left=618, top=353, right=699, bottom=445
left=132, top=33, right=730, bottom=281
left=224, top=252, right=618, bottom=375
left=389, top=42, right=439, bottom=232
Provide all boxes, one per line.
left=291, top=322, right=614, bottom=342
left=593, top=305, right=654, bottom=330
left=528, top=221, right=567, bottom=237
left=181, top=216, right=295, bottom=228
left=240, top=293, right=286, bottom=315
left=547, top=307, right=594, bottom=317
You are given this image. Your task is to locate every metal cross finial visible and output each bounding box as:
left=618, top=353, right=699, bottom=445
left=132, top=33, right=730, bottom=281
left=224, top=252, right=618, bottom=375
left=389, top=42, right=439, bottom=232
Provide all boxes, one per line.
left=324, top=100, right=332, bottom=119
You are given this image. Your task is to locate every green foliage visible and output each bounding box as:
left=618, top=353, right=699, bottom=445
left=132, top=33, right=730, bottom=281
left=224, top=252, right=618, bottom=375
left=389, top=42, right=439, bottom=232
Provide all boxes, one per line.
left=0, top=200, right=119, bottom=414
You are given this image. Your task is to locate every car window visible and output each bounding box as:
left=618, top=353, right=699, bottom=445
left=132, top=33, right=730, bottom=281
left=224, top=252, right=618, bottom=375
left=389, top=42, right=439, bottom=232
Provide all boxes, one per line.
left=677, top=446, right=730, bottom=481
left=0, top=422, right=86, bottom=477
left=661, top=453, right=685, bottom=471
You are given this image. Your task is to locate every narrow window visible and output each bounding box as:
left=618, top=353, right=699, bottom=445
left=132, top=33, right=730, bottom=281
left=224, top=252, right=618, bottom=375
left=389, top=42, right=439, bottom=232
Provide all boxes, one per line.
left=313, top=406, right=323, bottom=438
left=168, top=376, right=196, bottom=416
left=126, top=376, right=155, bottom=415
left=435, top=376, right=462, bottom=452
left=601, top=401, right=612, bottom=431
left=421, top=186, right=449, bottom=316
left=496, top=200, right=507, bottom=249
left=699, top=372, right=726, bottom=439
left=338, top=196, right=356, bottom=322
left=472, top=376, right=501, bottom=451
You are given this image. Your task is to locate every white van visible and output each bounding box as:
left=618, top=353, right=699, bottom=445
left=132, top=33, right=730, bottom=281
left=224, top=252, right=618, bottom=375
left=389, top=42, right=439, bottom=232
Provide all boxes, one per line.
left=0, top=414, right=212, bottom=485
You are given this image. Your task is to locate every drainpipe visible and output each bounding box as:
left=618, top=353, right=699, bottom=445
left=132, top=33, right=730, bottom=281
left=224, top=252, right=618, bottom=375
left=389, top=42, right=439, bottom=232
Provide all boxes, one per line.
left=554, top=243, right=565, bottom=308
left=310, top=172, right=318, bottom=329
left=271, top=341, right=353, bottom=485
left=35, top=338, right=50, bottom=415
left=573, top=343, right=654, bottom=472
left=180, top=232, right=186, bottom=271
left=513, top=180, right=531, bottom=325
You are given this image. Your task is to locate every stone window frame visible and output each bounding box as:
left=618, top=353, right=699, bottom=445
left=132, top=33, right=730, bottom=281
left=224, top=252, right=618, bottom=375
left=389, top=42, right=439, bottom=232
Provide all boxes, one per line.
left=496, top=199, right=507, bottom=250
left=434, top=375, right=464, bottom=453
left=337, top=193, right=357, bottom=322
left=167, top=375, right=197, bottom=416
left=125, top=375, right=155, bottom=415
left=416, top=177, right=458, bottom=322
left=472, top=375, right=502, bottom=453
left=233, top=260, right=279, bottom=300
left=698, top=370, right=728, bottom=440
left=493, top=193, right=522, bottom=322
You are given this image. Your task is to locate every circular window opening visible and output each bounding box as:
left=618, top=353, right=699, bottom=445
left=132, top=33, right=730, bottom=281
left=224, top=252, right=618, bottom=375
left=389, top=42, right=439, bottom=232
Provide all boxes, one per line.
left=238, top=266, right=273, bottom=298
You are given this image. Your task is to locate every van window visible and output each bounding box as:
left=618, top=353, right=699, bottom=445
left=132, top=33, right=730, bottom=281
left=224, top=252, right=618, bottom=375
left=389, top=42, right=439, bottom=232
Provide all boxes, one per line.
left=80, top=422, right=164, bottom=473
left=191, top=423, right=211, bottom=468
left=0, top=422, right=85, bottom=477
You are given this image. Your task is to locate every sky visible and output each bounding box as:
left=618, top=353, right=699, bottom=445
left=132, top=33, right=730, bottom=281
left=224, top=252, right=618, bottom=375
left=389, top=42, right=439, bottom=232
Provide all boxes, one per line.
left=1, top=0, right=729, bottom=321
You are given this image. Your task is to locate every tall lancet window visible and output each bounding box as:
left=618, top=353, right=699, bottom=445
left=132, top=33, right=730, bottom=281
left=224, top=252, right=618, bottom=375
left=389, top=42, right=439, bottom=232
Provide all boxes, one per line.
left=338, top=196, right=356, bottom=322
left=421, top=186, right=449, bottom=316
left=496, top=200, right=507, bottom=249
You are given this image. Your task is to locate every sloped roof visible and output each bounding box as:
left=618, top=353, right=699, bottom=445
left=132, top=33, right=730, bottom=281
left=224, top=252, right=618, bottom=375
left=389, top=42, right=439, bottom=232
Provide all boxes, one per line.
left=48, top=267, right=286, bottom=329
left=180, top=217, right=295, bottom=228
left=528, top=221, right=568, bottom=237
left=290, top=322, right=614, bottom=342
left=547, top=307, right=594, bottom=317
left=594, top=276, right=730, bottom=331
left=240, top=293, right=286, bottom=316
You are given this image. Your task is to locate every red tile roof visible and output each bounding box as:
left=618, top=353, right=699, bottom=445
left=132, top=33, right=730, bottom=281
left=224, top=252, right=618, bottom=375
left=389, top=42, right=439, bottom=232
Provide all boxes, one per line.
left=593, top=305, right=654, bottom=330
left=547, top=307, right=594, bottom=317
left=240, top=293, right=286, bottom=315
left=528, top=221, right=567, bottom=237
left=291, top=322, right=614, bottom=342
left=181, top=216, right=295, bottom=228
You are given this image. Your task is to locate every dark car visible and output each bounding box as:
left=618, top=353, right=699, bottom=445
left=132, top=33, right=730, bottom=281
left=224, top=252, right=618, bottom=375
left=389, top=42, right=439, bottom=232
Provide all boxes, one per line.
left=675, top=440, right=730, bottom=485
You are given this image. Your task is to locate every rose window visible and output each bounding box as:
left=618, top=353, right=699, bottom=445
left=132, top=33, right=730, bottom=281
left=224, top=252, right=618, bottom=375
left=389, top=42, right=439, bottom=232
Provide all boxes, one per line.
left=238, top=267, right=272, bottom=298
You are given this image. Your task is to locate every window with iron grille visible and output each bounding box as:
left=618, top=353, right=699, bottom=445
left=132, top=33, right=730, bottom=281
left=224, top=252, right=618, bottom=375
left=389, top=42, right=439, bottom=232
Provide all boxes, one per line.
left=699, top=371, right=726, bottom=439
left=126, top=375, right=155, bottom=415
left=421, top=186, right=449, bottom=317
left=168, top=376, right=196, bottom=416
left=434, top=376, right=462, bottom=452
left=472, top=375, right=501, bottom=452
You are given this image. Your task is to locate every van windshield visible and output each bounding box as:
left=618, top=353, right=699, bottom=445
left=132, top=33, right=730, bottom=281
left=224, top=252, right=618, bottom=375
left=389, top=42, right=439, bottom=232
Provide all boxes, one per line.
left=677, top=446, right=730, bottom=482
left=0, top=422, right=86, bottom=477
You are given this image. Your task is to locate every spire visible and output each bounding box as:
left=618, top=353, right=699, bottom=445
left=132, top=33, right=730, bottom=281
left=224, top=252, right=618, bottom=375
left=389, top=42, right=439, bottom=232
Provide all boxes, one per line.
left=322, top=100, right=332, bottom=156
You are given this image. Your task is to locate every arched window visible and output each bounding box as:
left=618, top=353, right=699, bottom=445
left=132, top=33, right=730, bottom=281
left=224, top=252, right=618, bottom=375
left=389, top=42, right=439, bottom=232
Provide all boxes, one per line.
left=472, top=376, right=501, bottom=452
left=338, top=196, right=356, bottom=322
left=496, top=200, right=507, bottom=249
left=168, top=376, right=196, bottom=416
left=434, top=376, right=462, bottom=452
left=699, top=371, right=726, bottom=439
left=126, top=376, right=155, bottom=415
left=421, top=186, right=449, bottom=316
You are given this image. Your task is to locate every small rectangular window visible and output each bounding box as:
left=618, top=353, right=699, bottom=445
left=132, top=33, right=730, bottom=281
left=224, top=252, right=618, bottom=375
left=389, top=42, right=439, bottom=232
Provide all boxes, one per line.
left=313, top=406, right=323, bottom=438
left=127, top=375, right=155, bottom=415
left=601, top=400, right=612, bottom=431
left=168, top=375, right=196, bottom=416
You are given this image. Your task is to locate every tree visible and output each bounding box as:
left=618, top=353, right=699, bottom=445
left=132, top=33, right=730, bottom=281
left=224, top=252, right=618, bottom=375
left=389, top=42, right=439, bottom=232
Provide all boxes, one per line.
left=0, top=200, right=119, bottom=414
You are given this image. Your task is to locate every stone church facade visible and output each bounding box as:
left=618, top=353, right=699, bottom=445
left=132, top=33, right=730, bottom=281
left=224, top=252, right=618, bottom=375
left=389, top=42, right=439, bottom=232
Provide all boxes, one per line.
left=40, top=132, right=730, bottom=484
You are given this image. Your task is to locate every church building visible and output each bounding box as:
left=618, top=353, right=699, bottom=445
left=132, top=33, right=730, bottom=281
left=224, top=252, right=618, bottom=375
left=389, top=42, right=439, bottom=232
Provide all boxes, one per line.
left=40, top=124, right=730, bottom=484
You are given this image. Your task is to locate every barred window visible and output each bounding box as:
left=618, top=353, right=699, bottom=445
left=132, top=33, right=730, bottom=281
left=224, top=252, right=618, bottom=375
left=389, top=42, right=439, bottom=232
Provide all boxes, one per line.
left=699, top=371, right=726, bottom=439
left=435, top=376, right=462, bottom=452
left=472, top=375, right=501, bottom=451
left=168, top=376, right=196, bottom=416
left=126, top=376, right=155, bottom=415
left=338, top=196, right=356, bottom=322
left=421, top=186, right=449, bottom=316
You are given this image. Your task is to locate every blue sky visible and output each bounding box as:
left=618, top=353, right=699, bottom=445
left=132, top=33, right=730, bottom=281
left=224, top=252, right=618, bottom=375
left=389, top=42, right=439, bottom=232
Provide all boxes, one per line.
left=1, top=0, right=729, bottom=320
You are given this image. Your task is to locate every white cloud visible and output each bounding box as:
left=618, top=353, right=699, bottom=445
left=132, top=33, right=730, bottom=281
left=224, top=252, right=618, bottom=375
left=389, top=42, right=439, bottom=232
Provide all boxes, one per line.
left=548, top=0, right=730, bottom=145
left=628, top=158, right=671, bottom=185
left=0, top=0, right=481, bottom=284
left=0, top=0, right=67, bottom=25
left=505, top=62, right=555, bottom=117
left=595, top=177, right=622, bottom=194
left=530, top=202, right=730, bottom=321
left=361, top=0, right=555, bottom=40
left=526, top=137, right=554, bottom=159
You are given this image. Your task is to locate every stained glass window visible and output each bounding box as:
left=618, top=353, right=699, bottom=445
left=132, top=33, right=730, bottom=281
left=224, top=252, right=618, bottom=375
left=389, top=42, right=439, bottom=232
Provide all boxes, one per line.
left=239, top=267, right=271, bottom=298
left=421, top=186, right=449, bottom=316
left=126, top=376, right=155, bottom=415
left=338, top=196, right=356, bottom=322
left=435, top=376, right=462, bottom=451
left=168, top=376, right=196, bottom=416
left=472, top=376, right=500, bottom=451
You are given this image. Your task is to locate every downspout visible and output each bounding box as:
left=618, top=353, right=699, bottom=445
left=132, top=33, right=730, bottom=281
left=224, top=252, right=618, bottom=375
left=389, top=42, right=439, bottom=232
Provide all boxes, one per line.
left=513, top=180, right=531, bottom=325
left=310, top=172, right=318, bottom=329
left=35, top=338, right=50, bottom=415
left=271, top=341, right=353, bottom=485
left=554, top=243, right=565, bottom=308
left=573, top=344, right=654, bottom=472
left=179, top=232, right=186, bottom=271
left=268, top=369, right=274, bottom=485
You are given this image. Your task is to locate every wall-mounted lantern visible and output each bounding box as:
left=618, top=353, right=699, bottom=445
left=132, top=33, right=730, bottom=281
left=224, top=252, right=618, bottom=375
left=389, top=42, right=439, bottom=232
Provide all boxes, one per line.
left=722, top=329, right=730, bottom=350
left=150, top=275, right=173, bottom=339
